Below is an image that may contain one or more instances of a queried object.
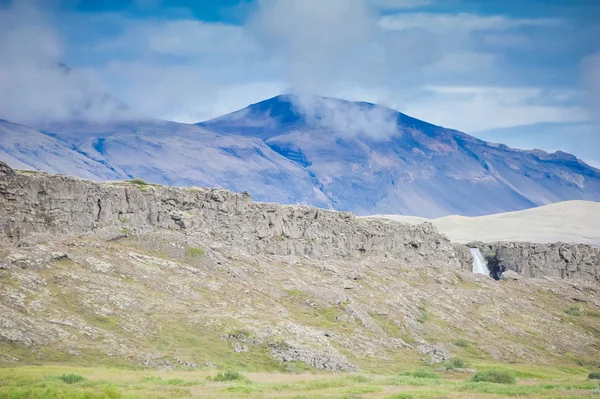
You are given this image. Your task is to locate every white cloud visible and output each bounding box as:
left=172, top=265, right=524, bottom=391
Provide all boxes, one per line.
left=380, top=13, right=560, bottom=33
left=291, top=94, right=399, bottom=140
left=101, top=19, right=258, bottom=56
left=247, top=0, right=382, bottom=93
left=103, top=60, right=286, bottom=123
left=0, top=1, right=133, bottom=125
left=401, top=86, right=590, bottom=132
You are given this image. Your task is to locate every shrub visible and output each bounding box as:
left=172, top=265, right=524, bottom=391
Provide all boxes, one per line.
left=211, top=370, right=244, bottom=382
left=589, top=371, right=600, bottom=380
left=444, top=358, right=466, bottom=370
left=128, top=178, right=147, bottom=186
left=471, top=369, right=516, bottom=384
left=187, top=247, right=205, bottom=257
left=565, top=307, right=581, bottom=316
left=416, top=311, right=428, bottom=324
left=59, top=373, right=86, bottom=384
left=412, top=369, right=439, bottom=379
left=454, top=339, right=471, bottom=348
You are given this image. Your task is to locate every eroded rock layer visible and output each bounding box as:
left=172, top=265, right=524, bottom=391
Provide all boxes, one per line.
left=0, top=163, right=456, bottom=267
left=468, top=241, right=600, bottom=281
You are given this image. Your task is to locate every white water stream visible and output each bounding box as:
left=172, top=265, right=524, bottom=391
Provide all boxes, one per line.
left=470, top=248, right=491, bottom=275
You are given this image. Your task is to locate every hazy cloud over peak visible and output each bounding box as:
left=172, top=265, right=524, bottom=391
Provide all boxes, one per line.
left=291, top=93, right=399, bottom=140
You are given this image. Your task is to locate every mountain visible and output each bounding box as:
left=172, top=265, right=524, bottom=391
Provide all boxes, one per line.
left=0, top=118, right=331, bottom=208
left=0, top=119, right=123, bottom=181
left=200, top=94, right=600, bottom=216
left=474, top=121, right=600, bottom=169
left=1, top=94, right=600, bottom=217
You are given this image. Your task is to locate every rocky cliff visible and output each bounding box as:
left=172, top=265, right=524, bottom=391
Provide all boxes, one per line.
left=1, top=162, right=600, bottom=372
left=0, top=162, right=456, bottom=267
left=466, top=241, right=600, bottom=281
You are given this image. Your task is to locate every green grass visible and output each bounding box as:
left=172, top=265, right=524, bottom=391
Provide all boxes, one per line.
left=565, top=307, right=582, bottom=316
left=411, top=369, right=439, bottom=379
left=210, top=370, right=246, bottom=382
left=186, top=247, right=205, bottom=257
left=370, top=313, right=403, bottom=338
left=454, top=338, right=471, bottom=348
left=443, top=358, right=466, bottom=370
left=127, top=178, right=147, bottom=186
left=471, top=368, right=516, bottom=384
left=1, top=365, right=597, bottom=399
left=151, top=321, right=283, bottom=372
left=59, top=373, right=86, bottom=384
left=386, top=394, right=414, bottom=399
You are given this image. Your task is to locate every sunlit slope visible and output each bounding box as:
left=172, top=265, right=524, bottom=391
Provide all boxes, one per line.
left=370, top=200, right=600, bottom=246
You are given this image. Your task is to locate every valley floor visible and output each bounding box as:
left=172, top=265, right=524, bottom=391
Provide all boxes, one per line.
left=1, top=364, right=599, bottom=399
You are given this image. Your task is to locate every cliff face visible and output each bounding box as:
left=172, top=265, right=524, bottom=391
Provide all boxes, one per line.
left=3, top=162, right=600, bottom=281
left=0, top=163, right=456, bottom=267
left=467, top=241, right=600, bottom=281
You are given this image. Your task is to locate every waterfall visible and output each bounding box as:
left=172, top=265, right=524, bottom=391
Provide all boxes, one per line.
left=470, top=248, right=491, bottom=275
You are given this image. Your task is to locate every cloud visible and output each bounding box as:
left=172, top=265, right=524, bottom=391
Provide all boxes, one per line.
left=244, top=0, right=569, bottom=136
left=401, top=86, right=590, bottom=132
left=0, top=1, right=132, bottom=125
left=103, top=60, right=286, bottom=123
left=379, top=13, right=560, bottom=32
left=245, top=0, right=407, bottom=139
left=291, top=94, right=399, bottom=140
left=247, top=0, right=387, bottom=93
left=100, top=19, right=258, bottom=57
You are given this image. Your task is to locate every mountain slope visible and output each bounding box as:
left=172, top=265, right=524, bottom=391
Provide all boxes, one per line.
left=0, top=118, right=331, bottom=208
left=0, top=119, right=125, bottom=181
left=200, top=94, right=600, bottom=217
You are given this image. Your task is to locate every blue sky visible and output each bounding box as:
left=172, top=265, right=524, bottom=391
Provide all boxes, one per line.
left=0, top=0, right=599, bottom=164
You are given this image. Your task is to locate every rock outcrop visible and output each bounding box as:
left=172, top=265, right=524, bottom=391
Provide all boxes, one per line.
left=0, top=163, right=457, bottom=266
left=467, top=241, right=600, bottom=281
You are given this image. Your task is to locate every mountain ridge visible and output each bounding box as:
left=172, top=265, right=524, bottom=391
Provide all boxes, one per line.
left=1, top=93, right=600, bottom=217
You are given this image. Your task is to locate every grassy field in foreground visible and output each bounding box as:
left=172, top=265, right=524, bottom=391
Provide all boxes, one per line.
left=1, top=365, right=599, bottom=399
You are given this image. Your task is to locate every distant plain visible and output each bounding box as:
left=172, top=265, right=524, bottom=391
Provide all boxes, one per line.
left=370, top=200, right=600, bottom=247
